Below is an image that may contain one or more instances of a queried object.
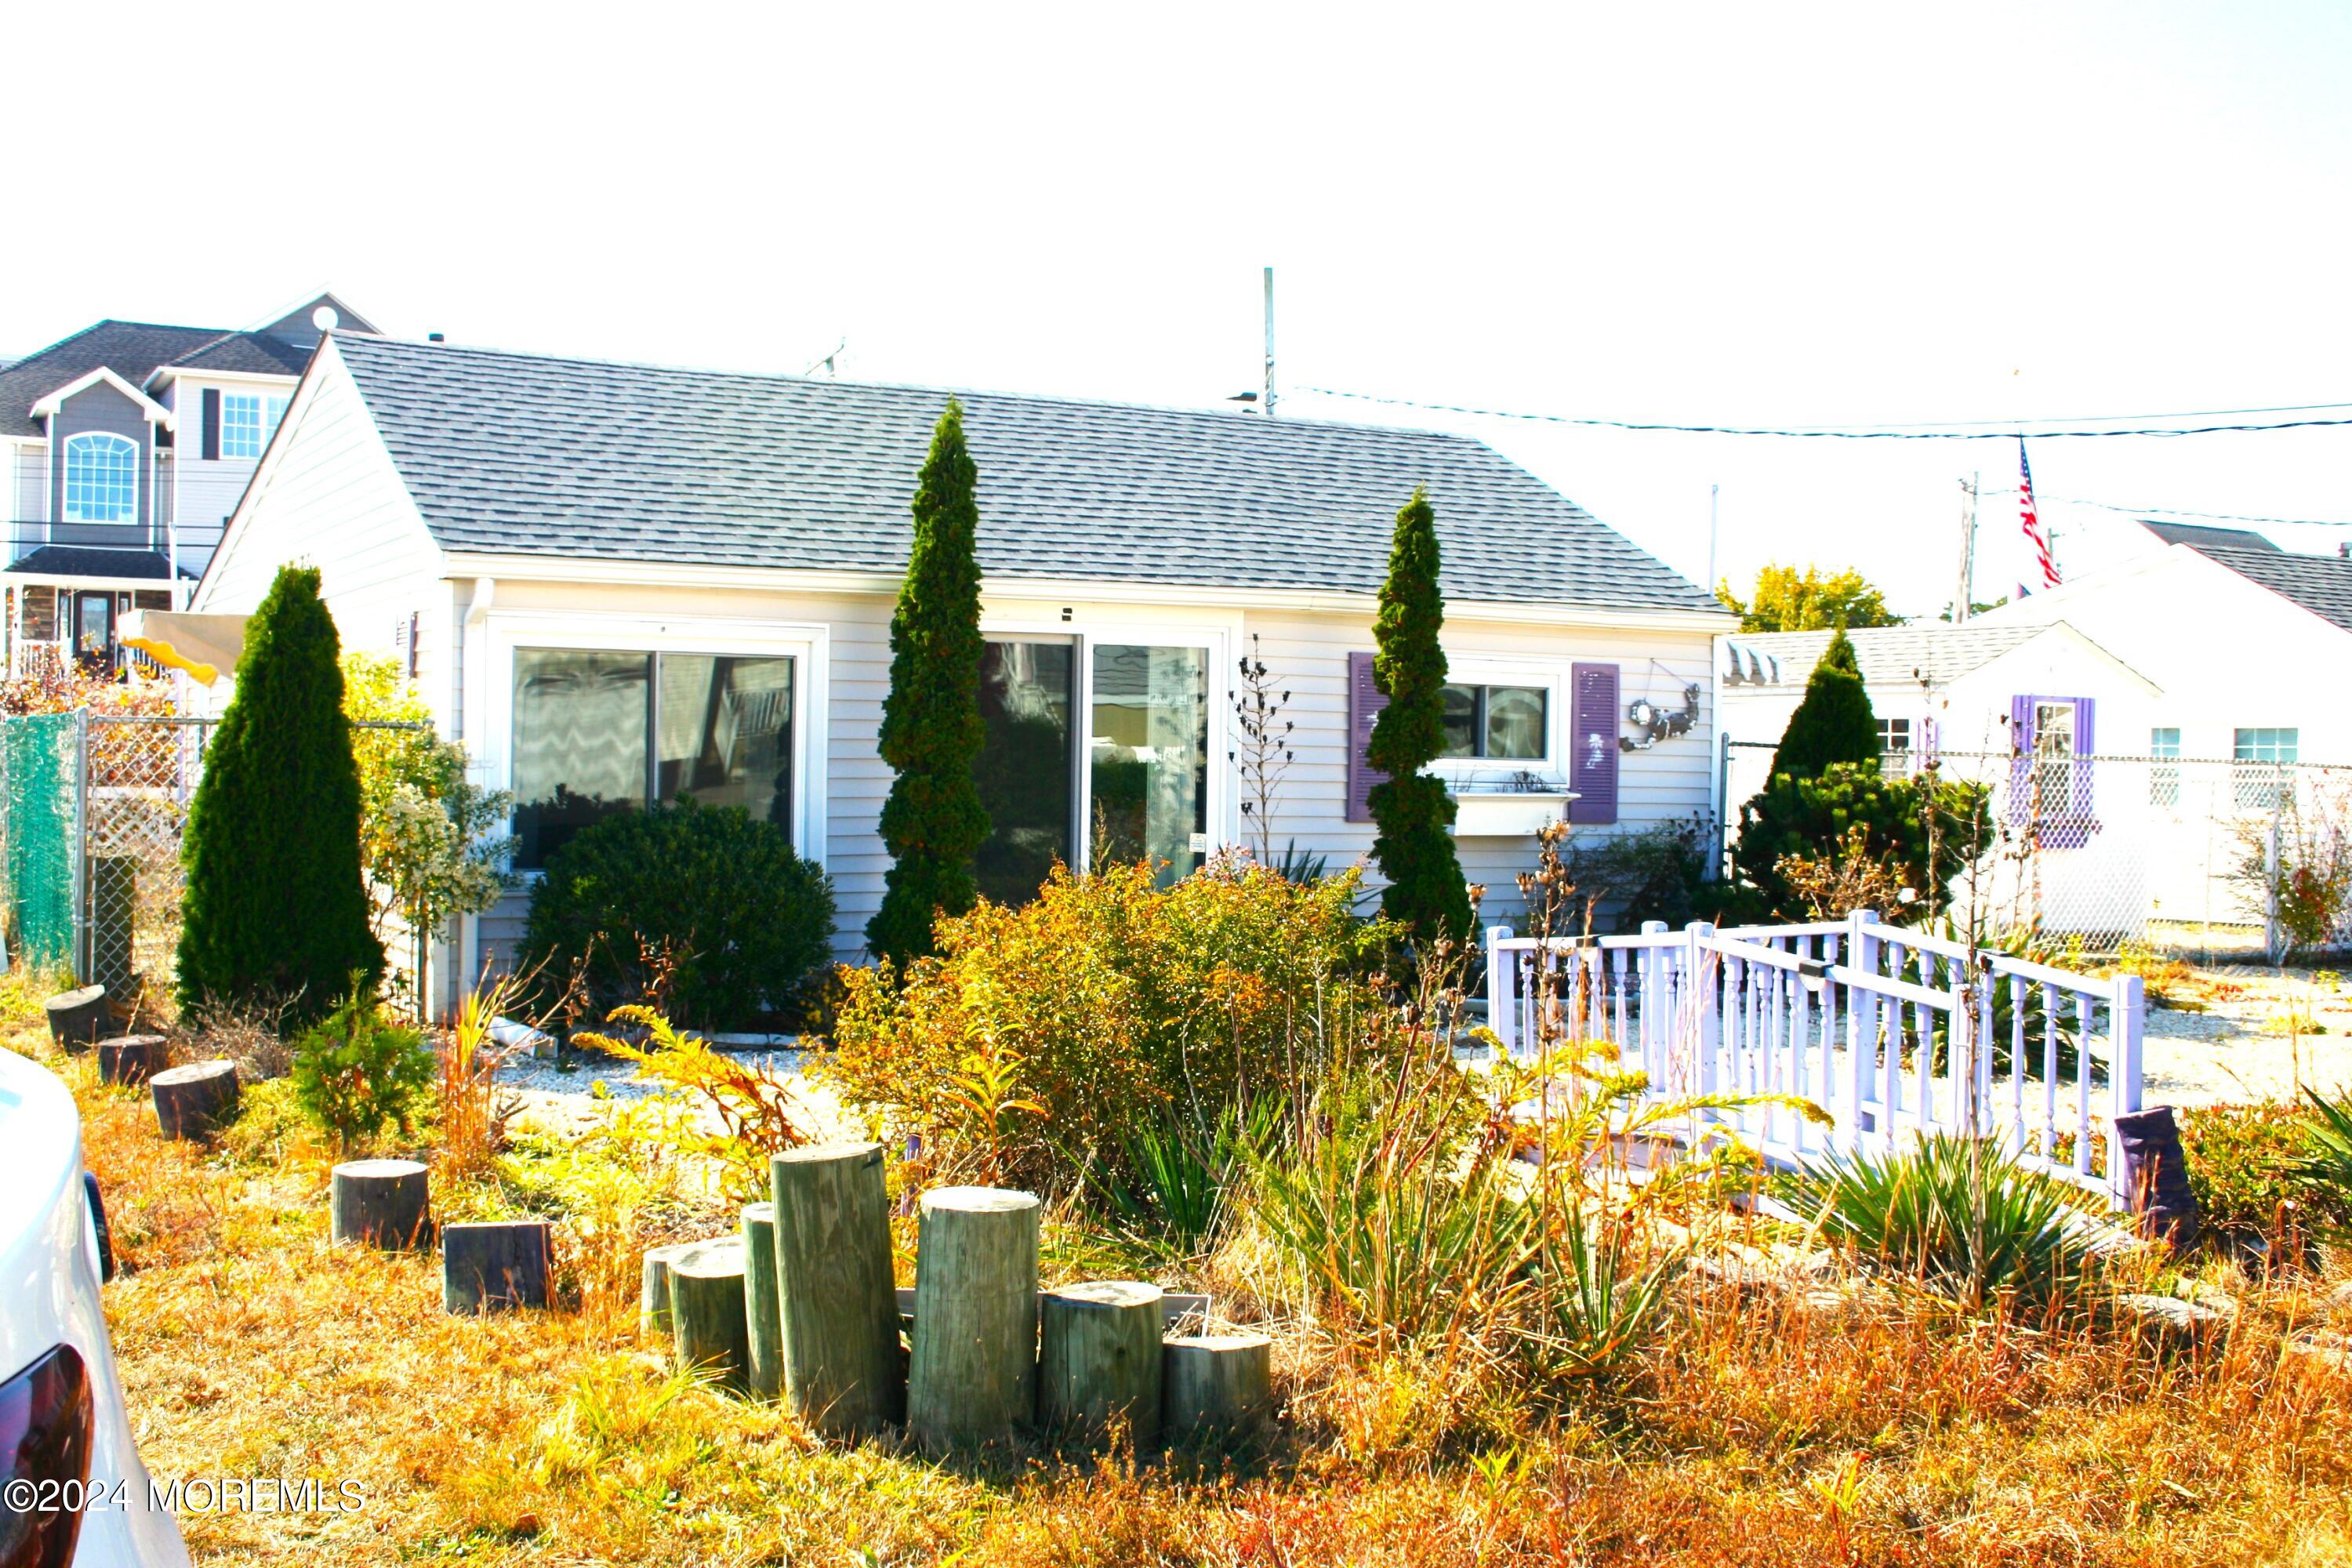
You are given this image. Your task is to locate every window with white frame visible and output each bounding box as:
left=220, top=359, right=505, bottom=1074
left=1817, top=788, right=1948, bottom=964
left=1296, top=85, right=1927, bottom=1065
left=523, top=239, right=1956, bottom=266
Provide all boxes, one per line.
left=219, top=394, right=290, bottom=459
left=510, top=648, right=796, bottom=868
left=1439, top=682, right=1548, bottom=761
left=1877, top=717, right=1912, bottom=776
left=2150, top=727, right=2181, bottom=808
left=61, top=432, right=137, bottom=523
left=2233, top=726, right=2297, bottom=812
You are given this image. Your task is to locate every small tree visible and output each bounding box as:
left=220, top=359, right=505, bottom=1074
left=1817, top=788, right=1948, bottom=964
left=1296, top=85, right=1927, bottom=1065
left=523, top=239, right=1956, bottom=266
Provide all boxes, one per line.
left=1718, top=563, right=1902, bottom=633
left=178, top=565, right=382, bottom=1023
left=867, top=400, right=991, bottom=967
left=1733, top=761, right=1989, bottom=922
left=1367, top=487, right=1472, bottom=947
left=344, top=652, right=514, bottom=1010
left=1769, top=629, right=1880, bottom=780
left=1228, top=634, right=1296, bottom=868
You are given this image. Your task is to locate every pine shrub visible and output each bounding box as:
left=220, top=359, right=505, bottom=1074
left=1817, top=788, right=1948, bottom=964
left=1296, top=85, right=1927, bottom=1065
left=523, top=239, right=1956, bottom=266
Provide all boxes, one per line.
left=1769, top=628, right=1878, bottom=780
left=177, top=564, right=382, bottom=1024
left=1367, top=487, right=1473, bottom=947
left=867, top=399, right=990, bottom=967
left=521, top=798, right=835, bottom=1033
left=289, top=977, right=434, bottom=1147
left=1732, top=761, right=1987, bottom=921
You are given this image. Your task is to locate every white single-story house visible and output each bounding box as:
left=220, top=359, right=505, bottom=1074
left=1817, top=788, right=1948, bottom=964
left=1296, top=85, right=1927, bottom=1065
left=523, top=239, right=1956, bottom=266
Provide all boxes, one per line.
left=1973, top=521, right=2352, bottom=768
left=193, top=332, right=1732, bottom=1011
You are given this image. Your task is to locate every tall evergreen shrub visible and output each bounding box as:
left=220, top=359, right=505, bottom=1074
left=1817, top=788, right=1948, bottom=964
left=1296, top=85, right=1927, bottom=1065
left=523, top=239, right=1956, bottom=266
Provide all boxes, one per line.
left=1769, top=628, right=1878, bottom=779
left=178, top=564, right=383, bottom=1021
left=1367, top=487, right=1472, bottom=947
left=867, top=399, right=991, bottom=967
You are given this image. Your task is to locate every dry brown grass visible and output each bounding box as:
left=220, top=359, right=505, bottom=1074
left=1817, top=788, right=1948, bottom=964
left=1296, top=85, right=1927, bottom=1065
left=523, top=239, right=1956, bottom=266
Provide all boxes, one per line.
left=16, top=983, right=2352, bottom=1566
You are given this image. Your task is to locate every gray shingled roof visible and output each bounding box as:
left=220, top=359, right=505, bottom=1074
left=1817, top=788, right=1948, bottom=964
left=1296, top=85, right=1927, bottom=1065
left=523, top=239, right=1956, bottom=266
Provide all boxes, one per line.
left=1722, top=624, right=2052, bottom=691
left=4, top=544, right=186, bottom=580
left=330, top=334, right=1718, bottom=612
left=0, top=321, right=227, bottom=437
left=165, top=333, right=313, bottom=377
left=2194, top=543, right=2352, bottom=633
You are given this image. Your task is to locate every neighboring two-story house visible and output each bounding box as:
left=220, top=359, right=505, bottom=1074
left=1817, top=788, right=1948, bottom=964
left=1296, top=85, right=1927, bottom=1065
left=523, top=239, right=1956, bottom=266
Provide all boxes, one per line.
left=2, top=293, right=375, bottom=674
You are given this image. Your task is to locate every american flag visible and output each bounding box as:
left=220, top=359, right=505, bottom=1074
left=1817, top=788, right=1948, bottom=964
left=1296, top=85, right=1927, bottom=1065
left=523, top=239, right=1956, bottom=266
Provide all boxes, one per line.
left=2019, top=439, right=2060, bottom=589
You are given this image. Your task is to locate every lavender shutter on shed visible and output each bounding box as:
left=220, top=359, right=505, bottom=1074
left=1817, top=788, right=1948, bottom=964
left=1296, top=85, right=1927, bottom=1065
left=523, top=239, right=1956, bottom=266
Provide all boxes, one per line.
left=2008, top=692, right=2034, bottom=804
left=1567, top=662, right=1620, bottom=825
left=2070, top=696, right=2096, bottom=833
left=1345, top=652, right=1390, bottom=823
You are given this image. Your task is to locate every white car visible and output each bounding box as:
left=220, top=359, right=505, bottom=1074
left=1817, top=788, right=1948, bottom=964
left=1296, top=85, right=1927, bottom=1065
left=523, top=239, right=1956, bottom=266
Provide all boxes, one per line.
left=0, top=1047, right=189, bottom=1567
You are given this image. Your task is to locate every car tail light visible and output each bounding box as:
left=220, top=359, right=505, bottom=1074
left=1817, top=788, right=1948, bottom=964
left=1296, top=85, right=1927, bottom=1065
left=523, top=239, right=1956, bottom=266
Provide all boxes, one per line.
left=0, top=1345, right=93, bottom=1568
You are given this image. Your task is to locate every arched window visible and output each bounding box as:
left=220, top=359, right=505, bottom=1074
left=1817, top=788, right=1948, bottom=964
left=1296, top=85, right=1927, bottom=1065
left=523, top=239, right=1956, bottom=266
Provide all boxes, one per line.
left=62, top=433, right=138, bottom=523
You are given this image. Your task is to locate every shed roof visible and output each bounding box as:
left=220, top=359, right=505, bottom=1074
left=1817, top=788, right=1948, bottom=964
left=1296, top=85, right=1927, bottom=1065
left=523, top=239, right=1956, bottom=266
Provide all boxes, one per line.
left=1722, top=623, right=2059, bottom=691
left=327, top=333, right=1719, bottom=612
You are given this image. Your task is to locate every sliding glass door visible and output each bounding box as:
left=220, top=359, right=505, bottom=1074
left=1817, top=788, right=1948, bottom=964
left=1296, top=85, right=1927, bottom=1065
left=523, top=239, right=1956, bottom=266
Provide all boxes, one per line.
left=1088, top=644, right=1210, bottom=887
left=971, top=634, right=1217, bottom=902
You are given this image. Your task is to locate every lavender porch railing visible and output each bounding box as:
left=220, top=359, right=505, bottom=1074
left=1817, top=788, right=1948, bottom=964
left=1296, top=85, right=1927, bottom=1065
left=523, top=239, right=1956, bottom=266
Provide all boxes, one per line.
left=1483, top=910, right=2145, bottom=1205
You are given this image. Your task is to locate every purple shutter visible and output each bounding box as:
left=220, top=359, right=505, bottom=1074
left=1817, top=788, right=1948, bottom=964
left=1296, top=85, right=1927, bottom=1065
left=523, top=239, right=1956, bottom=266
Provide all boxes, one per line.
left=2067, top=696, right=2097, bottom=844
left=1345, top=652, right=1389, bottom=823
left=1919, top=715, right=1940, bottom=764
left=2008, top=693, right=2034, bottom=806
left=1567, top=662, right=1620, bottom=825
left=200, top=388, right=220, bottom=461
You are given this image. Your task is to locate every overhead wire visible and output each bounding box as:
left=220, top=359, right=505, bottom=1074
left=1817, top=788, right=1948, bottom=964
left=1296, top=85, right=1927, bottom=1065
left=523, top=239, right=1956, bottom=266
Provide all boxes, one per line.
left=1297, top=385, right=2352, bottom=440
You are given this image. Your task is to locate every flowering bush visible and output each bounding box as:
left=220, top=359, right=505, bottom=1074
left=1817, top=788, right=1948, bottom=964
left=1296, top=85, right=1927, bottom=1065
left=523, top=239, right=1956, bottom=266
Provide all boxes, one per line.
left=822, top=855, right=1390, bottom=1191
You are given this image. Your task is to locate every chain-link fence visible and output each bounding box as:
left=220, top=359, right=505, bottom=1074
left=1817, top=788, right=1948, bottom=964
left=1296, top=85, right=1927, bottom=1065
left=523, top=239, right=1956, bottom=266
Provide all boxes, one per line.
left=1726, top=740, right=2352, bottom=961
left=0, top=711, right=430, bottom=1004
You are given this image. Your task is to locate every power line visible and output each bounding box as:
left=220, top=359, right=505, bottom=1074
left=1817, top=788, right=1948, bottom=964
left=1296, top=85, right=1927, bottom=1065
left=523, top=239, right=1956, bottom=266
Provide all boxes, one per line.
left=1298, top=385, right=2352, bottom=440
left=2041, top=495, right=2352, bottom=530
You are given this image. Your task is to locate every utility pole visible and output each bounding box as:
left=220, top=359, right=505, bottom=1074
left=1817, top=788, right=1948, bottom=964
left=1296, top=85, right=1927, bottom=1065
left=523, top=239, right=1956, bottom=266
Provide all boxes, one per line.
left=1954, top=472, right=1979, bottom=622
left=1261, top=266, right=1277, bottom=418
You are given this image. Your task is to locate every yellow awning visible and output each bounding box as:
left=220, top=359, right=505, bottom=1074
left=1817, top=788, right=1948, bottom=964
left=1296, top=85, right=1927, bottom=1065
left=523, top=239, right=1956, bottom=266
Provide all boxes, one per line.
left=118, top=611, right=249, bottom=687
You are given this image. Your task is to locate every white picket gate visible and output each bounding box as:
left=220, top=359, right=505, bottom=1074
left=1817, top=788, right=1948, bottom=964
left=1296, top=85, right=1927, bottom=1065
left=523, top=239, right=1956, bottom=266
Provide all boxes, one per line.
left=1483, top=911, right=2145, bottom=1205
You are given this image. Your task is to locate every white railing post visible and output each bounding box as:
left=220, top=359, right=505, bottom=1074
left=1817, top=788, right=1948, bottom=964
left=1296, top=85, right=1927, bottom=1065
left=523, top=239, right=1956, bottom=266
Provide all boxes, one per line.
left=1688, top=922, right=1718, bottom=1102
left=2108, top=972, right=2145, bottom=1205
left=1484, top=924, right=1515, bottom=1058
left=1845, top=909, right=1878, bottom=1148
left=1639, top=919, right=1668, bottom=1079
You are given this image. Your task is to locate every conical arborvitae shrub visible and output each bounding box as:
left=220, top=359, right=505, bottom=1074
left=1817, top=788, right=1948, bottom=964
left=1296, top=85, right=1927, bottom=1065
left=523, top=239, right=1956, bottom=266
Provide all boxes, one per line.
left=866, top=399, right=991, bottom=968
left=177, top=564, right=383, bottom=1022
left=1768, top=627, right=1880, bottom=781
left=1367, top=486, right=1473, bottom=949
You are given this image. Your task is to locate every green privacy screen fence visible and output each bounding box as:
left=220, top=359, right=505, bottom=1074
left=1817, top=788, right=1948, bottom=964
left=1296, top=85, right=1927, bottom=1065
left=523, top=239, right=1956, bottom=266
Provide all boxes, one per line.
left=1, top=713, right=77, bottom=971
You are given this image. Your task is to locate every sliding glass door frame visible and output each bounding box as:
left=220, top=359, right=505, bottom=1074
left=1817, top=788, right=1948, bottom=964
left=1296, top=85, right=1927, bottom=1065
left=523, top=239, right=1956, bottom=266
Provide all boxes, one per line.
left=981, top=615, right=1232, bottom=878
left=481, top=611, right=832, bottom=873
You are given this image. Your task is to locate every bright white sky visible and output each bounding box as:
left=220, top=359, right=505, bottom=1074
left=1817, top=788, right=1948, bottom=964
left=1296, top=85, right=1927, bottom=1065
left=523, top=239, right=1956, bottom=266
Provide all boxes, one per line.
left=7, top=3, right=2349, bottom=616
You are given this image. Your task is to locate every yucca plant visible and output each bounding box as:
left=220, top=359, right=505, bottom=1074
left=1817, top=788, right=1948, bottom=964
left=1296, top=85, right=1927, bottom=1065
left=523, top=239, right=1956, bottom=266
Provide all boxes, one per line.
left=1780, top=1132, right=2104, bottom=1312
left=2298, top=1086, right=2352, bottom=1224
left=1093, top=1097, right=1279, bottom=1262
left=1523, top=1207, right=1684, bottom=1380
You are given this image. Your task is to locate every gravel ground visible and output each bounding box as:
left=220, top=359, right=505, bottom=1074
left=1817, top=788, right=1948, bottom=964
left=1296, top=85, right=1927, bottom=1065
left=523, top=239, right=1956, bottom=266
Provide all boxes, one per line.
left=495, top=1041, right=866, bottom=1141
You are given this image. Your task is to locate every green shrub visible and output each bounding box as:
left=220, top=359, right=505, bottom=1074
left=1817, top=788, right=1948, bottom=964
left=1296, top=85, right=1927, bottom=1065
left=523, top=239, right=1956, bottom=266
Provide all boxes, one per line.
left=2182, top=1102, right=2328, bottom=1240
left=823, top=857, right=1388, bottom=1192
left=178, top=564, right=383, bottom=1025
left=1733, top=761, right=1989, bottom=923
left=289, top=978, right=434, bottom=1146
left=521, top=798, right=835, bottom=1033
left=867, top=398, right=989, bottom=967
left=1768, top=628, right=1879, bottom=781
left=1366, top=487, right=1473, bottom=948
left=1778, top=1133, right=2103, bottom=1312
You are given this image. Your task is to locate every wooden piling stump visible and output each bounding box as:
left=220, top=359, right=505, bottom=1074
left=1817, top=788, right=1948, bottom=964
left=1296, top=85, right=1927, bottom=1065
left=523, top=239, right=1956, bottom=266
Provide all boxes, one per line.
left=640, top=1241, right=700, bottom=1338
left=1163, top=1333, right=1273, bottom=1438
left=907, top=1185, right=1040, bottom=1453
left=670, top=1238, right=752, bottom=1396
left=45, top=985, right=110, bottom=1051
left=442, top=1220, right=551, bottom=1314
left=331, top=1159, right=431, bottom=1250
left=770, top=1143, right=903, bottom=1437
left=96, top=1034, right=163, bottom=1087
left=150, top=1058, right=239, bottom=1139
left=1040, top=1281, right=1163, bottom=1441
left=741, top=1202, right=783, bottom=1403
